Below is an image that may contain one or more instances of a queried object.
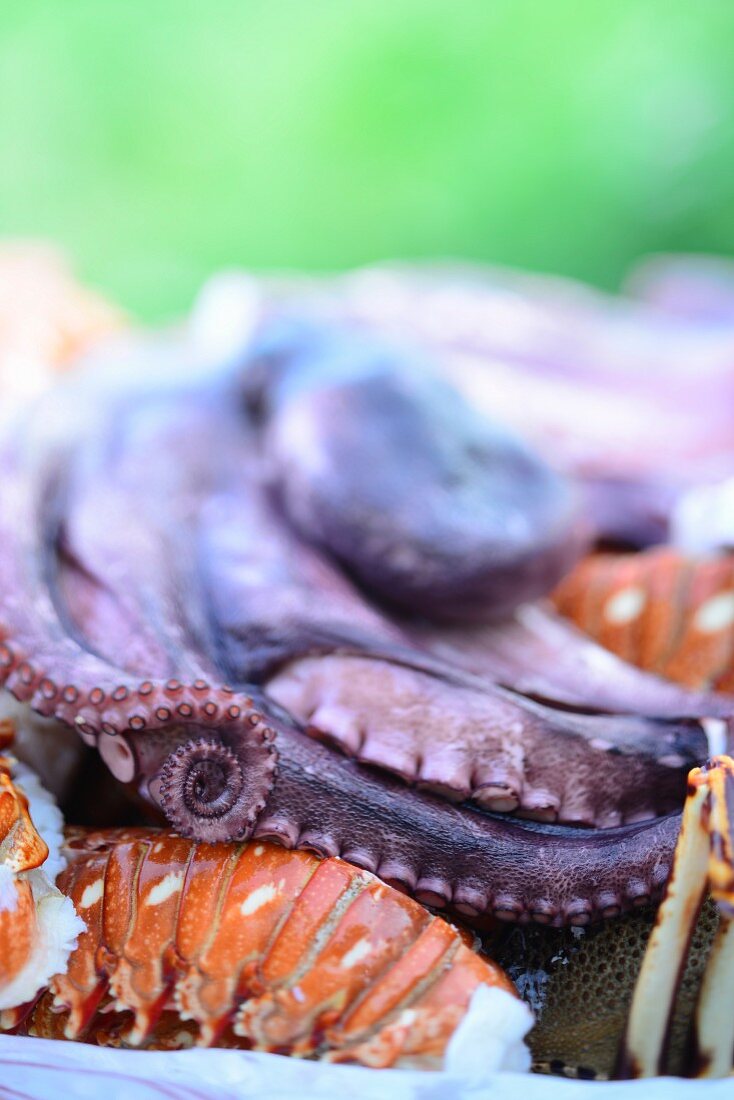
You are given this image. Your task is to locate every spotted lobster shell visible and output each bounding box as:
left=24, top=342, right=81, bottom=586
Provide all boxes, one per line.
left=553, top=549, right=734, bottom=694
left=5, top=827, right=517, bottom=1068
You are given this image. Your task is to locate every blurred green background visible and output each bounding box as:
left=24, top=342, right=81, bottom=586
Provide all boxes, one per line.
left=2, top=0, right=733, bottom=320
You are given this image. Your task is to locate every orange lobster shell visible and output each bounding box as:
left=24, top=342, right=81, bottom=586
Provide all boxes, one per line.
left=0, top=721, right=50, bottom=994
left=7, top=827, right=515, bottom=1068
left=553, top=549, right=734, bottom=694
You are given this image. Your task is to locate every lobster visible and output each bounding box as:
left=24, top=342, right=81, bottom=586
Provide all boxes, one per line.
left=2, top=819, right=523, bottom=1068
left=553, top=548, right=734, bottom=694
left=0, top=722, right=49, bottom=999
left=0, top=722, right=82, bottom=1012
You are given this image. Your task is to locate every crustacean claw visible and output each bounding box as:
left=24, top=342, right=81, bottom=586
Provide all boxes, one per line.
left=617, top=754, right=734, bottom=1078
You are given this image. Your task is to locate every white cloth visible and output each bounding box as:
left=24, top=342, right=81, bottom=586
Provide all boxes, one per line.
left=0, top=1035, right=731, bottom=1100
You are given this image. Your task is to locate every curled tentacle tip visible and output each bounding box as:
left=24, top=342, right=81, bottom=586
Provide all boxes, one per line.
left=159, top=737, right=244, bottom=828
left=158, top=730, right=277, bottom=843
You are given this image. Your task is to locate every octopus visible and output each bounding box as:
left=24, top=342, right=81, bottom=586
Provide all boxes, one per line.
left=0, top=243, right=122, bottom=800
left=0, top=312, right=728, bottom=932
left=298, top=261, right=734, bottom=547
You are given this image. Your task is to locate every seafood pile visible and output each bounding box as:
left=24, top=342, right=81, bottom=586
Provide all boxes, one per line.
left=0, top=737, right=528, bottom=1068
left=0, top=245, right=733, bottom=1086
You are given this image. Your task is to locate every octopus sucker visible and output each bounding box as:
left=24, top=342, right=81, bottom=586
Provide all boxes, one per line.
left=268, top=652, right=706, bottom=826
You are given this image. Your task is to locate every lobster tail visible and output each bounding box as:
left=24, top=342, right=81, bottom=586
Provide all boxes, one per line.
left=16, top=828, right=529, bottom=1069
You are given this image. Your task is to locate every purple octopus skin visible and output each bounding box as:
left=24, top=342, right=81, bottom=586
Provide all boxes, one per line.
left=411, top=602, right=733, bottom=721
left=0, top=326, right=724, bottom=928
left=49, top=329, right=716, bottom=822
left=244, top=317, right=588, bottom=622
left=305, top=263, right=734, bottom=547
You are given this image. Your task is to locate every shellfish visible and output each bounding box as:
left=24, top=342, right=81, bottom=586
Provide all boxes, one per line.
left=6, top=826, right=530, bottom=1069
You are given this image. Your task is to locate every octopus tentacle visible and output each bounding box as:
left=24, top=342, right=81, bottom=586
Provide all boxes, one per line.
left=0, top=611, right=684, bottom=925
left=329, top=263, right=734, bottom=547
left=267, top=653, right=706, bottom=826
left=253, top=720, right=681, bottom=926
left=0, top=440, right=275, bottom=831
left=202, top=471, right=713, bottom=825
left=0, top=630, right=277, bottom=839
left=411, top=603, right=734, bottom=721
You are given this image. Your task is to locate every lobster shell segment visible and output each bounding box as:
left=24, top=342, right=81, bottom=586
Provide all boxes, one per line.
left=553, top=549, right=734, bottom=695
left=0, top=732, right=48, bottom=875
left=22, top=828, right=520, bottom=1068
left=0, top=727, right=82, bottom=1012
left=0, top=736, right=44, bottom=1000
